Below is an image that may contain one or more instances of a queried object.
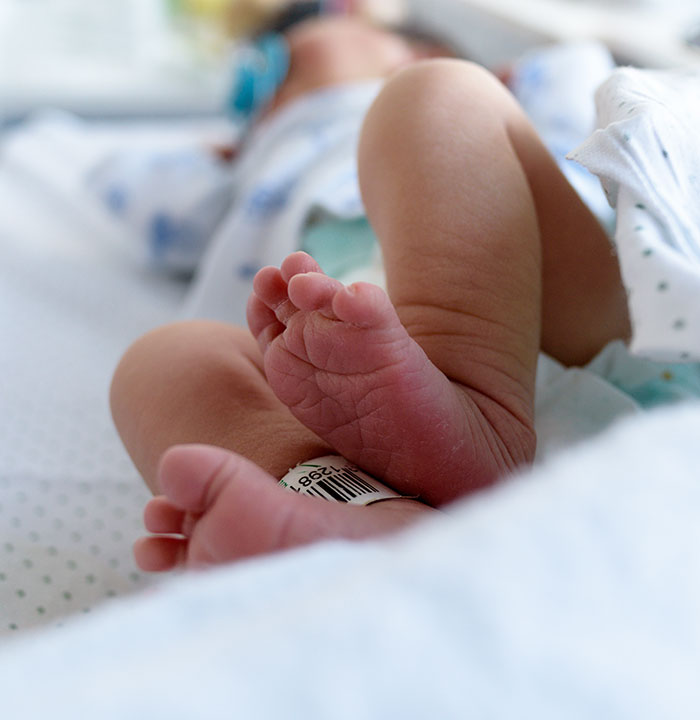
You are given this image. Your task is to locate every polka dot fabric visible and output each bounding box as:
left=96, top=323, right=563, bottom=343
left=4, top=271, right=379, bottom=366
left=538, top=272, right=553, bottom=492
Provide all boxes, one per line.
left=0, top=476, right=150, bottom=634
left=569, top=67, right=700, bottom=362
left=0, top=203, right=186, bottom=636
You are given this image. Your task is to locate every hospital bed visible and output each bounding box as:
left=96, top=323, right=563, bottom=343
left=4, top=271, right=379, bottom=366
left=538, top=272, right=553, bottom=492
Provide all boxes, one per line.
left=0, top=1, right=699, bottom=715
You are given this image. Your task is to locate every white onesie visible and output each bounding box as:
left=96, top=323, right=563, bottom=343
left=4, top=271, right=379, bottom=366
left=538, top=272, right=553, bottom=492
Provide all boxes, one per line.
left=569, top=67, right=700, bottom=362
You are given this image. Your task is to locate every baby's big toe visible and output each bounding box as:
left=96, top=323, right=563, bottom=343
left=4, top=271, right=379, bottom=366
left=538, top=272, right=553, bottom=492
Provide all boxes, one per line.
left=158, top=444, right=235, bottom=514
left=287, top=272, right=344, bottom=317
left=133, top=536, right=185, bottom=572
left=331, top=281, right=398, bottom=329
left=280, top=251, right=322, bottom=281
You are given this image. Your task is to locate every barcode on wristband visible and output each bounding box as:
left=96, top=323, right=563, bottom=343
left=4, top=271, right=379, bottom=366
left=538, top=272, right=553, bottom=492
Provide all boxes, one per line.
left=279, top=457, right=401, bottom=505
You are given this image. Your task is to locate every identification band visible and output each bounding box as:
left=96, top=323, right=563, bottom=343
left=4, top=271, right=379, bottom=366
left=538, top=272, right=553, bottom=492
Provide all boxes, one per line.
left=279, top=455, right=405, bottom=506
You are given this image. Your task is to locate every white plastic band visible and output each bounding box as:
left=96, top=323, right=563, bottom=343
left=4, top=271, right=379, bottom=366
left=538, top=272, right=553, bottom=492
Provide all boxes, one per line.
left=279, top=455, right=406, bottom=506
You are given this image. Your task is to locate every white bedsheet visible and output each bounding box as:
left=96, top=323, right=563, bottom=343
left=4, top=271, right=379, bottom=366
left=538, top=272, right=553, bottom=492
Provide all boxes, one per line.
left=0, top=156, right=185, bottom=634
left=1, top=402, right=698, bottom=718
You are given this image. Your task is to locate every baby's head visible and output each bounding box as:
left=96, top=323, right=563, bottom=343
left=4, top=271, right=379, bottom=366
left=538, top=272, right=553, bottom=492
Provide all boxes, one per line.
left=292, top=16, right=449, bottom=75
left=267, top=15, right=452, bottom=112
left=226, top=12, right=454, bottom=125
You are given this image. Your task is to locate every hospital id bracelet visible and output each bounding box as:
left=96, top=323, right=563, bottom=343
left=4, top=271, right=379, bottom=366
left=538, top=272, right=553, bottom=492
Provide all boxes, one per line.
left=279, top=455, right=411, bottom=506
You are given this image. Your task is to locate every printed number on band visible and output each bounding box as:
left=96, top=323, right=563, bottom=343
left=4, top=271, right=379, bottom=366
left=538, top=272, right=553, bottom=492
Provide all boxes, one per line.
left=279, top=455, right=404, bottom=506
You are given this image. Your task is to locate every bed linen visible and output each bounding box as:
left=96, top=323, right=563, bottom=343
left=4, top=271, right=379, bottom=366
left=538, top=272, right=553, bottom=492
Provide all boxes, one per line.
left=0, top=151, right=184, bottom=634
left=1, top=401, right=698, bottom=718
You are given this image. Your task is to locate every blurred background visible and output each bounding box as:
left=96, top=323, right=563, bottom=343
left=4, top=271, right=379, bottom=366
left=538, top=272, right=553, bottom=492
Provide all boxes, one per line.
left=0, top=0, right=404, bottom=124
left=1, top=0, right=699, bottom=126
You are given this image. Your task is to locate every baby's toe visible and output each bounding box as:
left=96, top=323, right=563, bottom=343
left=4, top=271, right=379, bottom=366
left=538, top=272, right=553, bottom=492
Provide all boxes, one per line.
left=252, top=266, right=297, bottom=325
left=247, top=292, right=285, bottom=348
left=280, top=251, right=322, bottom=281
left=158, top=444, right=236, bottom=514
left=287, top=272, right=345, bottom=317
left=252, top=266, right=286, bottom=306
left=143, top=496, right=188, bottom=535
left=133, top=536, right=186, bottom=572
left=332, top=282, right=397, bottom=328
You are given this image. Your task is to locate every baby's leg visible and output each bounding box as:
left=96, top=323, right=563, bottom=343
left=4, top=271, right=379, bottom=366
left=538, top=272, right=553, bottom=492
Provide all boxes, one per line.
left=249, top=59, right=629, bottom=506
left=110, top=321, right=331, bottom=491
left=361, top=60, right=629, bottom=370
left=111, top=321, right=431, bottom=570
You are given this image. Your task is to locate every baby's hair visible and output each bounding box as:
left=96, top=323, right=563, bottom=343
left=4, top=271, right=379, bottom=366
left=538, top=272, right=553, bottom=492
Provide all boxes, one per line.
left=390, top=22, right=466, bottom=60
left=256, top=4, right=465, bottom=61
left=256, top=1, right=325, bottom=36
left=247, top=3, right=467, bottom=63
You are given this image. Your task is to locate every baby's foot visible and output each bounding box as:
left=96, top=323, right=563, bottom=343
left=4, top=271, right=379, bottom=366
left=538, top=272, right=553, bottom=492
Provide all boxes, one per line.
left=134, top=444, right=431, bottom=571
left=247, top=252, right=534, bottom=506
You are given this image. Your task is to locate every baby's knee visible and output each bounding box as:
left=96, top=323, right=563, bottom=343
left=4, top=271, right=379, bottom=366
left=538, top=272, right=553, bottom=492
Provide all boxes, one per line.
left=359, top=59, right=514, bottom=208
left=387, top=56, right=500, bottom=98
left=361, top=59, right=512, bottom=154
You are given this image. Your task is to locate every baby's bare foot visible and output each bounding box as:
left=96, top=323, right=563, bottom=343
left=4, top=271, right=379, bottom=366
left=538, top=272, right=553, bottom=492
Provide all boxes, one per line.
left=247, top=252, right=534, bottom=506
left=133, top=444, right=431, bottom=571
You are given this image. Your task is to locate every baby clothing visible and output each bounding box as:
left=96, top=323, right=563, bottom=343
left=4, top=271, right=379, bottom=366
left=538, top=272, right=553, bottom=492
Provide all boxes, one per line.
left=504, top=47, right=700, bottom=447
left=183, top=80, right=382, bottom=326
left=507, top=40, right=617, bottom=235
left=512, top=47, right=700, bottom=420
left=569, top=67, right=700, bottom=363
left=88, top=148, right=235, bottom=274
left=512, top=46, right=700, bottom=363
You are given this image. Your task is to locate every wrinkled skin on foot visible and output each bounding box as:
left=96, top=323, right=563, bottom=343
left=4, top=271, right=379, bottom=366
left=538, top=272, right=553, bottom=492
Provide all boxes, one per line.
left=246, top=252, right=535, bottom=507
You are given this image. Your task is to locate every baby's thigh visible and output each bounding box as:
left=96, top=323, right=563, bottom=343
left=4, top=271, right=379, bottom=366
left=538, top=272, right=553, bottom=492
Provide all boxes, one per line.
left=110, top=321, right=331, bottom=493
